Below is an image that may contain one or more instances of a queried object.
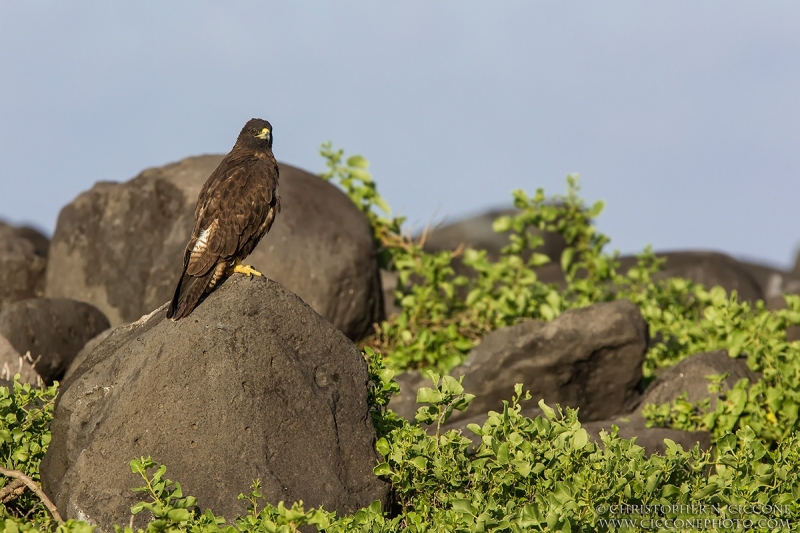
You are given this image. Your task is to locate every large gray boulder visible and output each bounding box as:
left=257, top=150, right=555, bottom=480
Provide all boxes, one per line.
left=620, top=251, right=765, bottom=303
left=0, top=298, right=110, bottom=384
left=0, top=222, right=48, bottom=311
left=579, top=416, right=712, bottom=456
left=575, top=350, right=760, bottom=456
left=738, top=260, right=800, bottom=303
left=63, top=328, right=113, bottom=382
left=448, top=299, right=648, bottom=424
left=41, top=276, right=389, bottom=529
left=389, top=300, right=648, bottom=424
left=421, top=208, right=567, bottom=265
left=536, top=250, right=769, bottom=302
left=635, top=349, right=760, bottom=412
left=45, top=156, right=383, bottom=341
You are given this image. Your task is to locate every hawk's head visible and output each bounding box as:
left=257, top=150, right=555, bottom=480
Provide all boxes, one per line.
left=238, top=118, right=273, bottom=151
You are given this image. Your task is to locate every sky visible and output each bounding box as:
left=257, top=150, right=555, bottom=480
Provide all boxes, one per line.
left=1, top=2, right=799, bottom=267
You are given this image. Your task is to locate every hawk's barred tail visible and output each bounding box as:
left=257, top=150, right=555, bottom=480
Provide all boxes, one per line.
left=167, top=269, right=215, bottom=320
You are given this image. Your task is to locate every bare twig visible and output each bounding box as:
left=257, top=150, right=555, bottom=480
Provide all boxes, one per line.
left=0, top=467, right=63, bottom=523
left=0, top=478, right=25, bottom=503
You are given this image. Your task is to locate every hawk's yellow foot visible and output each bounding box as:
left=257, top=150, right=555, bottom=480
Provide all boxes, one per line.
left=231, top=261, right=262, bottom=277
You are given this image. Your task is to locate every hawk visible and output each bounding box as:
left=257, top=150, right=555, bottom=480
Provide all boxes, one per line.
left=167, top=118, right=281, bottom=320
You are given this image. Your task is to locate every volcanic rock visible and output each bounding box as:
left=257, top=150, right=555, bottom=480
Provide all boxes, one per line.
left=0, top=223, right=47, bottom=310
left=448, top=299, right=648, bottom=424
left=44, top=156, right=383, bottom=341
left=41, top=275, right=389, bottom=528
left=0, top=298, right=110, bottom=383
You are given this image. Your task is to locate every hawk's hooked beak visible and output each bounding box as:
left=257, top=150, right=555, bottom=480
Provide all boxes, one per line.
left=256, top=127, right=271, bottom=140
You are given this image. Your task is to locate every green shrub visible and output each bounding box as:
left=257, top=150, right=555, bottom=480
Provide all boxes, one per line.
left=320, top=145, right=800, bottom=445
left=4, top=143, right=800, bottom=531
left=0, top=379, right=57, bottom=522
left=6, top=377, right=799, bottom=532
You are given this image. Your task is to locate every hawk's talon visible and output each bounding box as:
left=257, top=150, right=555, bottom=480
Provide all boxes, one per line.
left=232, top=262, right=262, bottom=277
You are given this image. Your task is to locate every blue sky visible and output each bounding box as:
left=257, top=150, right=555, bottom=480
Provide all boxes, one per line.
left=2, top=2, right=799, bottom=267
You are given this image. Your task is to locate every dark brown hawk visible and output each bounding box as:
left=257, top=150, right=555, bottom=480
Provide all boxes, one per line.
left=167, top=118, right=281, bottom=320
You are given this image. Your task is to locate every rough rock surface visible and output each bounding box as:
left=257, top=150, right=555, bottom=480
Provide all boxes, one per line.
left=738, top=260, right=800, bottom=303
left=0, top=299, right=110, bottom=384
left=570, top=350, right=758, bottom=456
left=635, top=350, right=759, bottom=411
left=45, top=155, right=383, bottom=341
left=63, top=328, right=113, bottom=382
left=0, top=222, right=48, bottom=311
left=41, top=276, right=389, bottom=529
left=0, top=334, right=41, bottom=385
left=448, top=300, right=648, bottom=423
left=2, top=223, right=51, bottom=259
left=740, top=260, right=800, bottom=347
left=387, top=371, right=428, bottom=422
left=381, top=269, right=401, bottom=319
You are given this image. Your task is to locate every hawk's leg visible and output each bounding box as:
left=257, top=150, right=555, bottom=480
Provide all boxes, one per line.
left=230, top=258, right=263, bottom=277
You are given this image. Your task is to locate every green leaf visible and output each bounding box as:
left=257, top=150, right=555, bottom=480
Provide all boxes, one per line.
left=409, top=456, right=428, bottom=470
left=374, top=196, right=392, bottom=214
left=346, top=154, right=369, bottom=168
left=572, top=428, right=589, bottom=450
left=539, top=399, right=557, bottom=420
left=693, top=482, right=719, bottom=499
left=441, top=375, right=464, bottom=396
left=511, top=460, right=532, bottom=477
left=166, top=508, right=191, bottom=521
left=560, top=248, right=575, bottom=272
left=373, top=462, right=392, bottom=476
left=467, top=423, right=483, bottom=435
left=348, top=167, right=372, bottom=182
left=451, top=498, right=475, bottom=515
left=416, top=387, right=443, bottom=405
left=376, top=437, right=390, bottom=456
left=492, top=215, right=513, bottom=233
left=496, top=442, right=509, bottom=464
left=588, top=199, right=605, bottom=218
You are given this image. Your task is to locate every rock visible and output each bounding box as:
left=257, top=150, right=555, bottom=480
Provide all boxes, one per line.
left=45, top=156, right=383, bottom=341
left=41, top=276, right=389, bottom=528
left=737, top=260, right=800, bottom=302
left=451, top=299, right=648, bottom=424
left=420, top=209, right=567, bottom=293
left=0, top=223, right=47, bottom=311
left=760, top=292, right=800, bottom=342
left=387, top=371, right=428, bottom=421
left=531, top=251, right=770, bottom=303
left=574, top=349, right=756, bottom=455
left=3, top=223, right=50, bottom=259
left=438, top=409, right=711, bottom=455
left=381, top=269, right=401, bottom=319
left=635, top=350, right=759, bottom=412
left=0, top=299, right=110, bottom=384
left=63, top=328, right=112, bottom=382
left=452, top=300, right=648, bottom=421
left=618, top=251, right=764, bottom=303
left=0, top=334, right=41, bottom=386
left=580, top=414, right=712, bottom=455
left=422, top=208, right=567, bottom=265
